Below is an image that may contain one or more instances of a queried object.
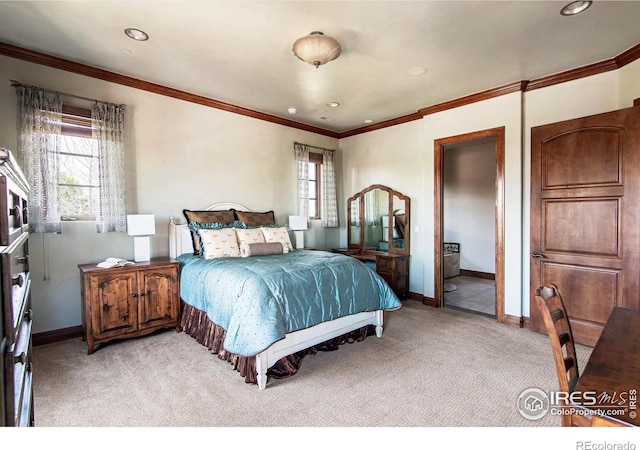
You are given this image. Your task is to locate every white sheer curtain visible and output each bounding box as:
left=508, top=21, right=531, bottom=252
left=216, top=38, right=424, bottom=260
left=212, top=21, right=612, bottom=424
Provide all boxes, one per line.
left=321, top=149, right=338, bottom=227
left=295, top=142, right=309, bottom=218
left=92, top=102, right=127, bottom=233
left=15, top=84, right=63, bottom=233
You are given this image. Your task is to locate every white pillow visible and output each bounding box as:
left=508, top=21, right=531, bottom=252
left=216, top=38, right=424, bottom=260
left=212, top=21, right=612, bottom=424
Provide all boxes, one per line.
left=198, top=228, right=240, bottom=259
left=261, top=226, right=293, bottom=252
left=235, top=227, right=266, bottom=245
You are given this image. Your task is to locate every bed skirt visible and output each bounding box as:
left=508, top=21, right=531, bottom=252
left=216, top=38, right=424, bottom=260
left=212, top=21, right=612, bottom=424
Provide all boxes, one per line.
left=180, top=302, right=375, bottom=384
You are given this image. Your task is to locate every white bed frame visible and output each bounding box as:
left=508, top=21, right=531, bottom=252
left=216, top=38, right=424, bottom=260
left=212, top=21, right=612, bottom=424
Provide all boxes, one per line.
left=169, top=202, right=384, bottom=389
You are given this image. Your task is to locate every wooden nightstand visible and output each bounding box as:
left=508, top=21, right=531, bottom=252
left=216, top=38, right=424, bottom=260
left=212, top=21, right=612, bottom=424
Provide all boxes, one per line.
left=78, top=258, right=181, bottom=354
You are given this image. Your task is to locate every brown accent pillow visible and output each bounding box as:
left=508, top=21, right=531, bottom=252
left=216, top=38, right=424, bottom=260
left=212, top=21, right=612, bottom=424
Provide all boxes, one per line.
left=243, top=242, right=284, bottom=257
left=235, top=210, right=276, bottom=227
left=183, top=209, right=237, bottom=254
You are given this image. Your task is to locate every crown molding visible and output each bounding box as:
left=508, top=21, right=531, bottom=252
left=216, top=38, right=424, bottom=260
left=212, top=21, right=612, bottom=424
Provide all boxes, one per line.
left=524, top=59, right=619, bottom=92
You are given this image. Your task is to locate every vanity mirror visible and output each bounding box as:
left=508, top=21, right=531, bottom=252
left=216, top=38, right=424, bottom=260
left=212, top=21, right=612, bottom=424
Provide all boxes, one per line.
left=335, top=184, right=410, bottom=299
left=347, top=184, right=410, bottom=255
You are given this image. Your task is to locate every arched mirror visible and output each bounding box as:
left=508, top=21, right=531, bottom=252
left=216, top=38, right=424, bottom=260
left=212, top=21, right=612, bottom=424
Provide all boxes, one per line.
left=347, top=184, right=410, bottom=256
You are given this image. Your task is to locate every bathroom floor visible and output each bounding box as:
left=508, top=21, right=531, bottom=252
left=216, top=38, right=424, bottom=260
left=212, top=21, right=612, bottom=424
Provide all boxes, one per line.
left=443, top=275, right=496, bottom=317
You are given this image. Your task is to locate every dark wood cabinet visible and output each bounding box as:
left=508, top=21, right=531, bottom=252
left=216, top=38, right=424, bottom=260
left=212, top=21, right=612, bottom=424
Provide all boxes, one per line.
left=0, top=149, right=33, bottom=427
left=332, top=248, right=410, bottom=299
left=78, top=259, right=181, bottom=354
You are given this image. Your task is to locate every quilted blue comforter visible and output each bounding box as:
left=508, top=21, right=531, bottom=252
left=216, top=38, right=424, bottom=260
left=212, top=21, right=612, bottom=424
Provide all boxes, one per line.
left=177, top=250, right=402, bottom=356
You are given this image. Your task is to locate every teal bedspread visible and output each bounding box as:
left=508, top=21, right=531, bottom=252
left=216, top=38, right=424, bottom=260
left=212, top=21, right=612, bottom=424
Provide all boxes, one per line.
left=177, top=250, right=402, bottom=356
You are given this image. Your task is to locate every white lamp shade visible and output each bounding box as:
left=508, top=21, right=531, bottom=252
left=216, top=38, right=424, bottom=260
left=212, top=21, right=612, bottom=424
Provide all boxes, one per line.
left=127, top=214, right=156, bottom=236
left=288, top=215, right=308, bottom=231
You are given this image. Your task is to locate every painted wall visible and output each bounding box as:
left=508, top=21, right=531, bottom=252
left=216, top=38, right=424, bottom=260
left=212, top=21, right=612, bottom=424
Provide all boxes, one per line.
left=339, top=120, right=425, bottom=296
left=443, top=141, right=496, bottom=274
left=0, top=55, right=339, bottom=333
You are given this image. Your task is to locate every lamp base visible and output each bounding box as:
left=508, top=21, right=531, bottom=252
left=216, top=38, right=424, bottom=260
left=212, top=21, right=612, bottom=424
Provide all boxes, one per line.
left=294, top=230, right=304, bottom=250
left=133, top=236, right=151, bottom=262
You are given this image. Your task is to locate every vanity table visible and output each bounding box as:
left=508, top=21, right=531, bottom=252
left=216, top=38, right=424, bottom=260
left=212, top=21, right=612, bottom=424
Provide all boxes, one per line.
left=332, top=184, right=410, bottom=299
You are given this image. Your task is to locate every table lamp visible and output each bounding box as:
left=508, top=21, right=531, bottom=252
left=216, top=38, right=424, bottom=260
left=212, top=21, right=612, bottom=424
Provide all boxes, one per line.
left=288, top=215, right=308, bottom=249
left=127, top=214, right=156, bottom=262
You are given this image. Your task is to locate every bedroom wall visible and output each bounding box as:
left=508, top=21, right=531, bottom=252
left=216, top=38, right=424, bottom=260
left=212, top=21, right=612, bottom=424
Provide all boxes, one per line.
left=0, top=54, right=340, bottom=333
left=443, top=142, right=495, bottom=274
left=338, top=120, right=425, bottom=297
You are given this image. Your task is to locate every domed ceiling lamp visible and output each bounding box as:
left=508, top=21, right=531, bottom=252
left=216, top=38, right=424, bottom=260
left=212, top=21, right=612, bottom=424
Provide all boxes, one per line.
left=292, top=31, right=342, bottom=69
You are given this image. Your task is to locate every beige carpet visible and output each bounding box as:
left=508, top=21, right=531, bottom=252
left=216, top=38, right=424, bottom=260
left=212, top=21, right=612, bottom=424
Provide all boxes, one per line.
left=31, top=300, right=592, bottom=427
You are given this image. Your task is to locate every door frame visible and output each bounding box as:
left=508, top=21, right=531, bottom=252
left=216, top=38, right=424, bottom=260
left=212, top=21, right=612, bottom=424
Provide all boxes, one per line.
left=434, top=126, right=505, bottom=323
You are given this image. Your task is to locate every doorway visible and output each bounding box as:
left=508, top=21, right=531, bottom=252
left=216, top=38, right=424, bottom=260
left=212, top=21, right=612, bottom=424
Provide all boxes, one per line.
left=434, top=127, right=505, bottom=323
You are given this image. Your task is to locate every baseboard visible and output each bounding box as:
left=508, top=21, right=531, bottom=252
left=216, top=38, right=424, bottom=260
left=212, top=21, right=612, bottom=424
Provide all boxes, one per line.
left=459, top=269, right=495, bottom=280
left=503, top=314, right=526, bottom=328
left=33, top=325, right=83, bottom=346
left=422, top=296, right=438, bottom=307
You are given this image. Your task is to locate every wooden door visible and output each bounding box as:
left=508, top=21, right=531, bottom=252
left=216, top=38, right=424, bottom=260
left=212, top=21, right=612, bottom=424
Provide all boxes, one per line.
left=137, top=266, right=179, bottom=330
left=530, top=105, right=640, bottom=346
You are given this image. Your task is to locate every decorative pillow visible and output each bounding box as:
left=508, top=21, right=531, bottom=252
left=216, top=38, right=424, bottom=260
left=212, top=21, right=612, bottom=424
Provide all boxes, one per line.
left=183, top=209, right=237, bottom=254
left=198, top=228, right=241, bottom=259
left=235, top=210, right=276, bottom=227
left=189, top=221, right=243, bottom=256
left=235, top=227, right=266, bottom=246
left=261, top=226, right=294, bottom=252
left=239, top=242, right=284, bottom=257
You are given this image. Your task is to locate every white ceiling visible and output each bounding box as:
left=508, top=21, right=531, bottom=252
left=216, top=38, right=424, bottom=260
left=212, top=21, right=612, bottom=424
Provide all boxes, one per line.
left=1, top=1, right=639, bottom=134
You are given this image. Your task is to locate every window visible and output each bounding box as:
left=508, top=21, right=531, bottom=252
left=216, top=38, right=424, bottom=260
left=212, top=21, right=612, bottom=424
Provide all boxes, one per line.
left=308, top=152, right=323, bottom=219
left=58, top=105, right=98, bottom=221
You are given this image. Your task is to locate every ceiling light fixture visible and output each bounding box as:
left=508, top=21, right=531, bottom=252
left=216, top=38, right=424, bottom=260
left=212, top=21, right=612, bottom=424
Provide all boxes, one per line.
left=560, top=1, right=592, bottom=16
left=292, top=31, right=342, bottom=69
left=326, top=102, right=340, bottom=108
left=124, top=28, right=149, bottom=41
left=287, top=107, right=297, bottom=114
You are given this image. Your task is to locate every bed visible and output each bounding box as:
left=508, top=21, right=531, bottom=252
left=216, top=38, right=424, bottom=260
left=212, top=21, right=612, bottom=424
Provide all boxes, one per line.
left=169, top=202, right=402, bottom=389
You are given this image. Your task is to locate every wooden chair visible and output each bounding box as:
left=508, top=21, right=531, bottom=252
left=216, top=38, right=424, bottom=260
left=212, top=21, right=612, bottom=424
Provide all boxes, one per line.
left=535, top=284, right=579, bottom=427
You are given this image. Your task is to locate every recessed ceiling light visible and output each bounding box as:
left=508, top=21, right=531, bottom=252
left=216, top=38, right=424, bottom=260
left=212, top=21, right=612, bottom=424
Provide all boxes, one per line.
left=408, top=66, right=427, bottom=76
left=364, top=119, right=373, bottom=124
left=287, top=107, right=297, bottom=114
left=124, top=28, right=149, bottom=41
left=326, top=102, right=340, bottom=108
left=560, top=1, right=592, bottom=16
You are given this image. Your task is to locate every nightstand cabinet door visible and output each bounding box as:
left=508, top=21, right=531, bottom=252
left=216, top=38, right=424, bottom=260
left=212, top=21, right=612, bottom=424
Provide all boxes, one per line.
left=88, top=271, right=138, bottom=338
left=137, top=266, right=179, bottom=331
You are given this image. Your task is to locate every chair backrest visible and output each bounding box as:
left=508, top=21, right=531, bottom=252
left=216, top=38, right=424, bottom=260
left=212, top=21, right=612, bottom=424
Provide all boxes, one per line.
left=535, top=284, right=580, bottom=394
